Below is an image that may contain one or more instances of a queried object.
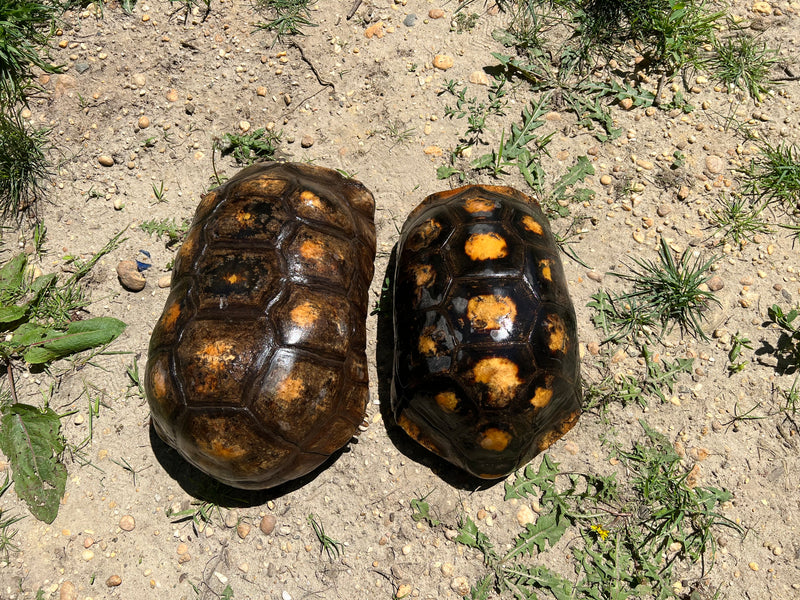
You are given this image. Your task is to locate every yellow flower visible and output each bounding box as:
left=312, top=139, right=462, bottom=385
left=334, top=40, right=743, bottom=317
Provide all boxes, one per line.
left=591, top=524, right=610, bottom=540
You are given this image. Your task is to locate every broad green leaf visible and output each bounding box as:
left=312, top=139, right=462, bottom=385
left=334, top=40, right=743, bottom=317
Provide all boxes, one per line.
left=10, top=322, right=49, bottom=346
left=21, top=317, right=127, bottom=364
left=0, top=403, right=67, bottom=523
left=551, top=156, right=595, bottom=201
left=0, top=305, right=26, bottom=324
left=0, top=254, right=27, bottom=293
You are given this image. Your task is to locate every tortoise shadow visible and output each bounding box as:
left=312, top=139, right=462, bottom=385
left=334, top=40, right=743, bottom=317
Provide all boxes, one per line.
left=148, top=423, right=356, bottom=506
left=374, top=244, right=504, bottom=492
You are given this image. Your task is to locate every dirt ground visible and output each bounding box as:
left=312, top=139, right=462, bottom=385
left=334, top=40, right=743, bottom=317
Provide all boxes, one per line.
left=1, top=0, right=799, bottom=598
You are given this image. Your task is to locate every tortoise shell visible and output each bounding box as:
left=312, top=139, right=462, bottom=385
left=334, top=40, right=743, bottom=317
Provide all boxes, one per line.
left=145, top=162, right=376, bottom=489
left=391, top=185, right=581, bottom=479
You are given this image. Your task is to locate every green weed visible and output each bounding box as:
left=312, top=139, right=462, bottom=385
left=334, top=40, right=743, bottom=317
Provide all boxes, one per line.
left=167, top=500, right=222, bottom=535
left=168, top=0, right=211, bottom=24
left=445, top=423, right=739, bottom=599
left=214, top=128, right=282, bottom=166
left=0, top=112, right=52, bottom=220
left=0, top=0, right=63, bottom=107
left=139, top=218, right=190, bottom=246
left=307, top=513, right=343, bottom=561
left=727, top=332, right=752, bottom=374
left=608, top=238, right=720, bottom=339
left=409, top=493, right=440, bottom=527
left=767, top=303, right=800, bottom=375
left=0, top=473, right=23, bottom=564
left=708, top=193, right=771, bottom=245
left=151, top=180, right=166, bottom=203
left=253, top=0, right=317, bottom=45
left=710, top=32, right=779, bottom=101
left=739, top=141, right=800, bottom=209
left=583, top=345, right=694, bottom=410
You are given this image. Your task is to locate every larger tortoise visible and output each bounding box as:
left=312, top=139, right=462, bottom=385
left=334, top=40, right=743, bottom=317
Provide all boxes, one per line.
left=145, top=162, right=376, bottom=489
left=391, top=185, right=581, bottom=479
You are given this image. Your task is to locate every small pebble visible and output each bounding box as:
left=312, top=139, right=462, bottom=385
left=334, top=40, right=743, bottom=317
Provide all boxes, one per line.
left=119, top=515, right=136, bottom=531
left=657, top=204, right=672, bottom=217
left=106, top=575, right=122, bottom=587
left=117, top=262, right=145, bottom=292
left=364, top=22, right=385, bottom=38
left=600, top=174, right=612, bottom=185
left=300, top=135, right=314, bottom=148
left=83, top=537, right=94, bottom=548
left=402, top=543, right=412, bottom=555
left=237, top=522, right=251, bottom=539
left=620, top=98, right=634, bottom=110
left=131, top=73, right=146, bottom=88
left=403, top=14, right=417, bottom=27
left=138, top=116, right=150, bottom=129
left=433, top=55, right=454, bottom=70
left=157, top=275, right=171, bottom=288
left=113, top=198, right=125, bottom=210
left=632, top=231, right=645, bottom=243
left=748, top=561, right=759, bottom=571
left=451, top=576, right=470, bottom=596
left=440, top=562, right=455, bottom=577
left=516, top=505, right=535, bottom=526
left=177, top=543, right=188, bottom=555
left=396, top=583, right=412, bottom=598
left=677, top=186, right=690, bottom=200
left=98, top=155, right=114, bottom=167
left=260, top=514, right=276, bottom=535
left=256, top=86, right=267, bottom=96
left=239, top=120, right=250, bottom=132
left=59, top=581, right=77, bottom=600
left=705, top=155, right=725, bottom=174
left=166, top=88, right=179, bottom=102
left=707, top=276, right=724, bottom=291
left=586, top=271, right=603, bottom=282
left=469, top=70, right=489, bottom=86
left=586, top=341, right=600, bottom=355
left=636, top=159, right=654, bottom=170
left=82, top=549, right=94, bottom=561
left=429, top=8, right=445, bottom=18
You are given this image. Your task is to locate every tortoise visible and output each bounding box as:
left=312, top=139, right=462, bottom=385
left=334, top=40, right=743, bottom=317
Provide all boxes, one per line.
left=391, top=185, right=581, bottom=479
left=145, top=162, right=376, bottom=489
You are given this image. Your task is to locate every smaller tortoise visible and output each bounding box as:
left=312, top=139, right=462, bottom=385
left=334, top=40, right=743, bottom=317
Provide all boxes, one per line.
left=391, top=185, right=581, bottom=479
left=145, top=162, right=376, bottom=489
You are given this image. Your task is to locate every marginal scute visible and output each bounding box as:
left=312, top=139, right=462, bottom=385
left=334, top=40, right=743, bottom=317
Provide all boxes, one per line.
left=522, top=214, right=544, bottom=235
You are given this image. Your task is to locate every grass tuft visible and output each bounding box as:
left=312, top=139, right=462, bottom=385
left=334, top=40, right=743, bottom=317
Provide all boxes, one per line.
left=0, top=112, right=52, bottom=221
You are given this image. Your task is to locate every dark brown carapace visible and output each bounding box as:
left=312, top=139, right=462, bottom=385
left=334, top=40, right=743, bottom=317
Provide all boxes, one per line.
left=391, top=185, right=581, bottom=479
left=145, top=162, right=376, bottom=489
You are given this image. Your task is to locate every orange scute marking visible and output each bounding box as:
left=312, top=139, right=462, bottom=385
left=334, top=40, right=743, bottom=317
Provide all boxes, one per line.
left=162, top=303, right=181, bottom=332
left=539, top=258, right=553, bottom=282
left=545, top=314, right=567, bottom=353
left=464, top=197, right=497, bottom=213
left=522, top=215, right=544, bottom=235
left=472, top=357, right=522, bottom=407
left=530, top=386, right=553, bottom=408
left=479, top=428, right=511, bottom=452
left=464, top=232, right=508, bottom=260
left=199, top=341, right=235, bottom=368
left=467, top=295, right=517, bottom=331
left=236, top=210, right=253, bottom=225
left=290, top=301, right=319, bottom=328
left=418, top=335, right=437, bottom=356
left=226, top=273, right=241, bottom=284
left=277, top=376, right=304, bottom=403
left=435, top=391, right=459, bottom=413
left=300, top=239, right=326, bottom=261
left=413, top=264, right=434, bottom=287
left=300, top=189, right=323, bottom=209
left=206, top=437, right=247, bottom=460
left=150, top=362, right=169, bottom=398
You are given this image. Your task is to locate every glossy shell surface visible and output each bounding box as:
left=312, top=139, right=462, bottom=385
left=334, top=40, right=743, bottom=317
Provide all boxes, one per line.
left=391, top=185, right=581, bottom=479
left=145, top=162, right=376, bottom=489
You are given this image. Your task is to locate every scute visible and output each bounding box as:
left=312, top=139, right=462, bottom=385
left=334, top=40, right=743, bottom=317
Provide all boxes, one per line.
left=392, top=185, right=581, bottom=479
left=145, top=162, right=376, bottom=489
